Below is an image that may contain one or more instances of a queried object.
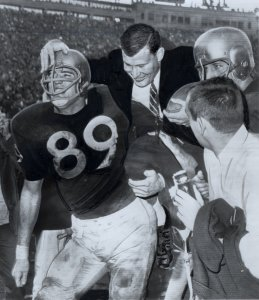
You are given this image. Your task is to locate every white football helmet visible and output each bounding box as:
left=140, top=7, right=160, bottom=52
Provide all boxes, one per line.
left=194, top=27, right=255, bottom=81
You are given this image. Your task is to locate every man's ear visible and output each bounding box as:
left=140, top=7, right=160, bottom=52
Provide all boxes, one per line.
left=197, top=117, right=207, bottom=136
left=156, top=47, right=165, bottom=63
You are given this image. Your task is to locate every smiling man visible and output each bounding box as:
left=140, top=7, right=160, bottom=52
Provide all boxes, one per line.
left=122, top=43, right=163, bottom=88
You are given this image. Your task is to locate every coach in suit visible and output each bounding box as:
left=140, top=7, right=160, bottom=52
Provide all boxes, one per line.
left=88, top=26, right=199, bottom=124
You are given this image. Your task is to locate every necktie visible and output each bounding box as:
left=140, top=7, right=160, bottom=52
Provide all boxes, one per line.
left=149, top=82, right=160, bottom=135
left=149, top=82, right=159, bottom=117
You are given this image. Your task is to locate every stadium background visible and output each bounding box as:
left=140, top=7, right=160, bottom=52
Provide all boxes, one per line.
left=0, top=0, right=258, bottom=299
left=0, top=0, right=258, bottom=117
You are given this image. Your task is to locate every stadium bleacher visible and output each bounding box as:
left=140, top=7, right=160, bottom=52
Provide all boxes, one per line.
left=0, top=7, right=257, bottom=117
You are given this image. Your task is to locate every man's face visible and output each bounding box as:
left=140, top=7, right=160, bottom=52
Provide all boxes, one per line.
left=122, top=45, right=162, bottom=87
left=195, top=37, right=232, bottom=81
left=46, top=67, right=79, bottom=109
left=188, top=115, right=204, bottom=146
left=197, top=60, right=229, bottom=80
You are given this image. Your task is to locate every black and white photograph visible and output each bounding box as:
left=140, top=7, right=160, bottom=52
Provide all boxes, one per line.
left=0, top=0, right=258, bottom=299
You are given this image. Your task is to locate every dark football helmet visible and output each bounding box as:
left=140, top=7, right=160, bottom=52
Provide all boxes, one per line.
left=41, top=49, right=91, bottom=100
left=194, top=27, right=255, bottom=81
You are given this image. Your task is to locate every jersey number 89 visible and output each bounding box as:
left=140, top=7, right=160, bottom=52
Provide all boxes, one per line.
left=47, top=115, right=118, bottom=179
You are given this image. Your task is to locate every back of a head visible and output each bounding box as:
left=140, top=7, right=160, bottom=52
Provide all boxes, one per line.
left=187, top=77, right=244, bottom=133
left=120, top=23, right=161, bottom=56
left=194, top=27, right=255, bottom=81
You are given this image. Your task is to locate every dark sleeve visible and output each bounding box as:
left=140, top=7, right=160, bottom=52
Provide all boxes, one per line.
left=159, top=47, right=199, bottom=110
left=174, top=46, right=199, bottom=86
left=16, top=141, right=47, bottom=181
left=11, top=120, right=49, bottom=181
left=89, top=49, right=124, bottom=85
left=163, top=116, right=201, bottom=147
left=4, top=136, right=24, bottom=173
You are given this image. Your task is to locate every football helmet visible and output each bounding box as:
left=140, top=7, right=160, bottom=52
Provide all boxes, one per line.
left=194, top=27, right=255, bottom=81
left=41, top=49, right=91, bottom=100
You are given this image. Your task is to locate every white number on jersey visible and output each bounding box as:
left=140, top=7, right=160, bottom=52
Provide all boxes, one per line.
left=47, top=115, right=118, bottom=179
left=83, top=115, right=118, bottom=170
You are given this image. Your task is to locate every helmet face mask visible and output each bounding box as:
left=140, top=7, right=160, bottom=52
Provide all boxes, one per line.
left=41, top=49, right=91, bottom=104
left=42, top=64, right=81, bottom=99
left=194, top=27, right=255, bottom=82
left=195, top=57, right=231, bottom=80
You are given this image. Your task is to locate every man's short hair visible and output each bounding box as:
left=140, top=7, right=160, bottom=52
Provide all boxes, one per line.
left=187, top=77, right=244, bottom=133
left=120, top=23, right=161, bottom=56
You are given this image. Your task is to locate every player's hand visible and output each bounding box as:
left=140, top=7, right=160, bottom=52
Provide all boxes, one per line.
left=174, top=185, right=204, bottom=231
left=128, top=170, right=165, bottom=198
left=192, top=170, right=209, bottom=199
left=163, top=98, right=189, bottom=126
left=12, top=258, right=30, bottom=287
left=41, top=39, right=69, bottom=73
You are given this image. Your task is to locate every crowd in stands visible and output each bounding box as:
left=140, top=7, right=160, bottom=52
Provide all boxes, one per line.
left=0, top=8, right=258, bottom=116
left=0, top=8, right=129, bottom=116
left=160, top=27, right=204, bottom=47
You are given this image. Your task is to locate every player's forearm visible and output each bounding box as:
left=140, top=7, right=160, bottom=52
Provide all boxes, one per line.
left=17, top=182, right=42, bottom=247
left=239, top=232, right=259, bottom=278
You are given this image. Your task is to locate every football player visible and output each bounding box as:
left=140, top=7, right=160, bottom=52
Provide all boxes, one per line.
left=11, top=49, right=157, bottom=299
left=164, top=27, right=258, bottom=137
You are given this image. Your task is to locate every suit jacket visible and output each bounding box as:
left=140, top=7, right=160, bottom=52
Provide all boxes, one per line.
left=89, top=46, right=199, bottom=123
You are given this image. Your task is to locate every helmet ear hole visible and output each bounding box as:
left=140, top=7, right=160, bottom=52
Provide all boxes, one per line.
left=229, top=46, right=250, bottom=81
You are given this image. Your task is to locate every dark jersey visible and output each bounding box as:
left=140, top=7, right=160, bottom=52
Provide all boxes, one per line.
left=125, top=101, right=205, bottom=228
left=12, top=86, right=129, bottom=216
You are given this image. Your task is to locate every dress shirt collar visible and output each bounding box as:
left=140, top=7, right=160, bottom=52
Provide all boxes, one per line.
left=217, top=125, right=248, bottom=162
left=153, top=70, right=161, bottom=92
